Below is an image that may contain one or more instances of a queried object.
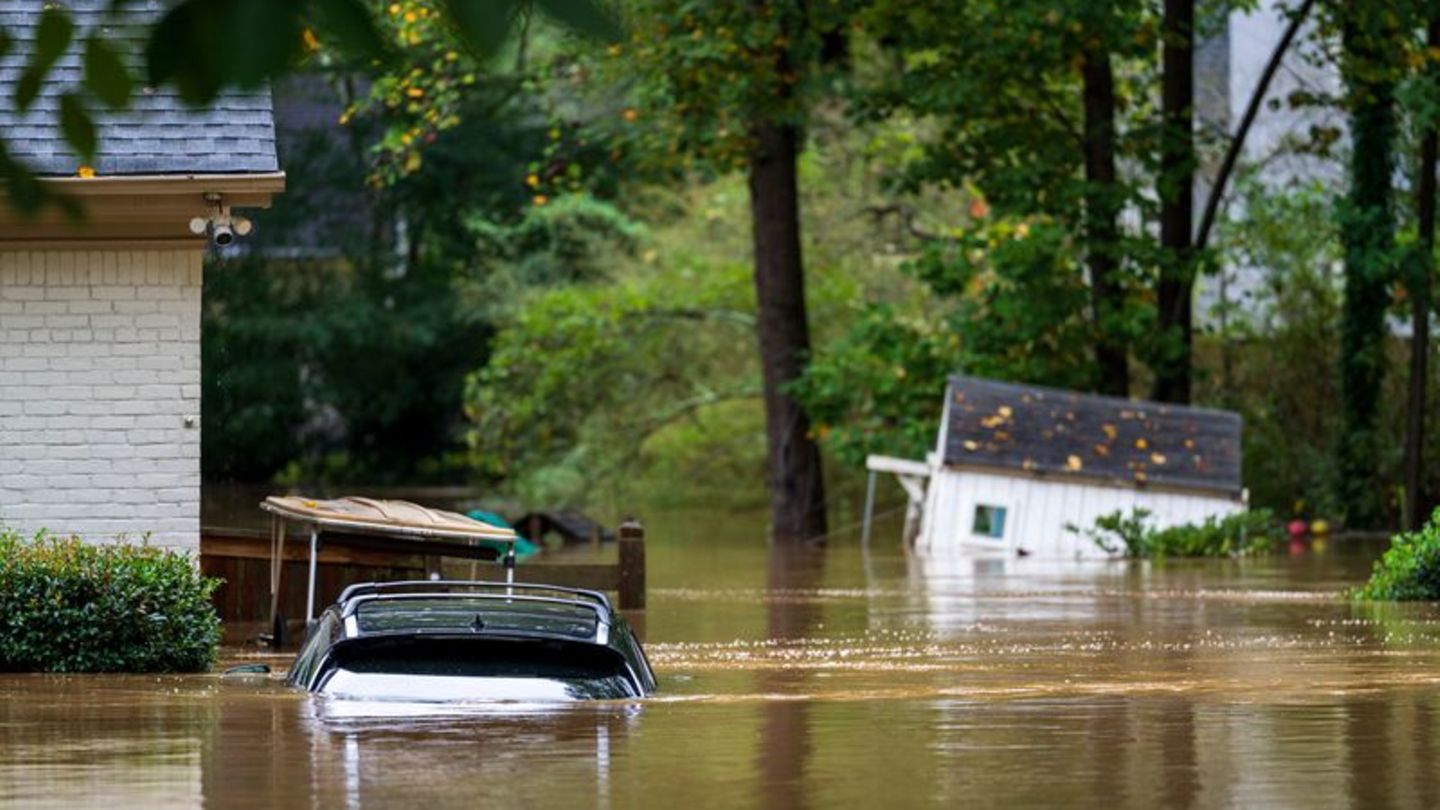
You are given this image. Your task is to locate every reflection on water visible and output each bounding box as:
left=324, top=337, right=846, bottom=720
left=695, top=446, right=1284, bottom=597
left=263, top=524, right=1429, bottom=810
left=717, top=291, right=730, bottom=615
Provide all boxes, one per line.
left=5, top=511, right=1440, bottom=808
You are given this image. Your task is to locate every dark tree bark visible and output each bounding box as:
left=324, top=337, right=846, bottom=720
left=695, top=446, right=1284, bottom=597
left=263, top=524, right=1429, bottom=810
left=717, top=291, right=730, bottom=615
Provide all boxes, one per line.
left=748, top=121, right=828, bottom=544
left=1082, top=45, right=1130, bottom=397
left=1405, top=18, right=1439, bottom=530
left=1337, top=11, right=1399, bottom=529
left=1154, top=0, right=1195, bottom=404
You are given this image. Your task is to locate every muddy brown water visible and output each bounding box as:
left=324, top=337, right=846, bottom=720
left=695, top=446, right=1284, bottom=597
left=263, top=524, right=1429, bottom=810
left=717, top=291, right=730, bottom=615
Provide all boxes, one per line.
left=4, top=510, right=1440, bottom=809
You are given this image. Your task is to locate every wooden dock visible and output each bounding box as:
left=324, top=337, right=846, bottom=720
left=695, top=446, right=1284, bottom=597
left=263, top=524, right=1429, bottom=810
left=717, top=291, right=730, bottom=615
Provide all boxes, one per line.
left=200, top=520, right=646, bottom=643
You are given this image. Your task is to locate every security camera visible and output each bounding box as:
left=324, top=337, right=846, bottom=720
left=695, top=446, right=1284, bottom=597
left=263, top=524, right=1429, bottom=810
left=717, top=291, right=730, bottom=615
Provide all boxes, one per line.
left=191, top=193, right=252, bottom=247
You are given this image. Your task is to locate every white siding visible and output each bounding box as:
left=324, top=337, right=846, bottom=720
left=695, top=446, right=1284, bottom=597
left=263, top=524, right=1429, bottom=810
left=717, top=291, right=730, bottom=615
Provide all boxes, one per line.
left=921, top=467, right=1243, bottom=559
left=0, top=249, right=202, bottom=551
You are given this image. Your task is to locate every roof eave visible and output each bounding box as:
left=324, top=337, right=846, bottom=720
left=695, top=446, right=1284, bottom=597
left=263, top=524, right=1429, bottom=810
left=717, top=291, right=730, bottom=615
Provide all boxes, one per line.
left=940, top=460, right=1245, bottom=501
left=37, top=171, right=287, bottom=197
left=0, top=171, right=287, bottom=249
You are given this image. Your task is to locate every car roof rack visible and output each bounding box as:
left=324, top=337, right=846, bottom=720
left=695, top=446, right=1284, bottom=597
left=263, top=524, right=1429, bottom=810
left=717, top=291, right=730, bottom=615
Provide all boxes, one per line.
left=336, top=580, right=614, bottom=613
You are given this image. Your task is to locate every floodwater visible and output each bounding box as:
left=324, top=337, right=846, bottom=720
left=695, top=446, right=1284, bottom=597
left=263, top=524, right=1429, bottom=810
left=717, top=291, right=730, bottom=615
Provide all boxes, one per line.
left=4, top=510, right=1440, bottom=809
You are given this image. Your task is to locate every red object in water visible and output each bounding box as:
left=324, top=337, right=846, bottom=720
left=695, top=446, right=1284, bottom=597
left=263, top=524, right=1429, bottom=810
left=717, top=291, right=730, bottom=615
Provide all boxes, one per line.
left=1287, top=519, right=1309, bottom=540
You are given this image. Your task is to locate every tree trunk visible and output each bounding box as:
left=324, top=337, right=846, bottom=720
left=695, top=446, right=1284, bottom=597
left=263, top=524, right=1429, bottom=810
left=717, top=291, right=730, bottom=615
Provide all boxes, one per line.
left=1405, top=19, right=1439, bottom=530
left=748, top=121, right=828, bottom=544
left=1337, top=12, right=1398, bottom=529
left=1154, top=0, right=1195, bottom=404
left=1082, top=45, right=1130, bottom=397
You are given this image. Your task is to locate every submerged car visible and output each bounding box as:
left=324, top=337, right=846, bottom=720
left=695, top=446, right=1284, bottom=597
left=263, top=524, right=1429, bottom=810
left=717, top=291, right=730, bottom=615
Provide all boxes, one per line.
left=287, top=581, right=656, bottom=701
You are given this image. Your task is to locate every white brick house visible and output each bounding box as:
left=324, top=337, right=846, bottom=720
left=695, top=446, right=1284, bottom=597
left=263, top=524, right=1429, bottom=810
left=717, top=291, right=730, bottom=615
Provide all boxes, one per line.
left=0, top=3, right=282, bottom=551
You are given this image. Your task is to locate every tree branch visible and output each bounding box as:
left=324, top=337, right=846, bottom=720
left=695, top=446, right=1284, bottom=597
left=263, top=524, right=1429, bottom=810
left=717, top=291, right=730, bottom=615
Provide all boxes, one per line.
left=1195, top=0, right=1317, bottom=251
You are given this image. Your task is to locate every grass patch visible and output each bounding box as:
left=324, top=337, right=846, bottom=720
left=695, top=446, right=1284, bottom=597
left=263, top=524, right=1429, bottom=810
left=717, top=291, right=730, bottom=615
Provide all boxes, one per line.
left=0, top=529, right=222, bottom=672
left=1069, top=508, right=1278, bottom=558
left=1353, top=510, right=1440, bottom=601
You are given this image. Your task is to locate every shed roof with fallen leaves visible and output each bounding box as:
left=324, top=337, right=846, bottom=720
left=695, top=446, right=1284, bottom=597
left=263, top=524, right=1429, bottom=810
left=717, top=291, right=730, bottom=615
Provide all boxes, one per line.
left=941, top=375, right=1243, bottom=498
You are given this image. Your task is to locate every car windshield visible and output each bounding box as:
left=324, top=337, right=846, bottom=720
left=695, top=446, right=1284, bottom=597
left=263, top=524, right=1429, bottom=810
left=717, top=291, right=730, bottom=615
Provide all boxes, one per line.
left=317, top=636, right=639, bottom=701
left=353, top=597, right=599, bottom=640
left=318, top=671, right=636, bottom=702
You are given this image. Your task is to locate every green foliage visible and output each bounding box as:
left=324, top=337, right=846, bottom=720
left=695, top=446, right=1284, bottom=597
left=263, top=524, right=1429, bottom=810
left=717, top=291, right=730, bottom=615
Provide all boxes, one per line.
left=1206, top=177, right=1347, bottom=516
left=1069, top=507, right=1278, bottom=558
left=1353, top=509, right=1440, bottom=601
left=615, top=0, right=846, bottom=172
left=466, top=194, right=645, bottom=291
left=2, top=0, right=618, bottom=213
left=0, top=530, right=221, bottom=673
left=205, top=47, right=593, bottom=484
left=465, top=244, right=757, bottom=489
left=795, top=213, right=1110, bottom=466
left=908, top=217, right=1105, bottom=388
left=791, top=305, right=952, bottom=466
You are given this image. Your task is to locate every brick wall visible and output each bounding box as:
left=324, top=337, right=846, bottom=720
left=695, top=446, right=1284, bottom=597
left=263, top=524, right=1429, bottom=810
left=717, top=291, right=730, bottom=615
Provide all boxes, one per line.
left=0, top=249, right=202, bottom=551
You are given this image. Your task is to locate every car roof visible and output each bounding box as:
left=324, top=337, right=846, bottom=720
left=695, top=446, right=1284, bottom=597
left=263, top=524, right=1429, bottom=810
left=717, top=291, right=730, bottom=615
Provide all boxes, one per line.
left=332, top=581, right=618, bottom=645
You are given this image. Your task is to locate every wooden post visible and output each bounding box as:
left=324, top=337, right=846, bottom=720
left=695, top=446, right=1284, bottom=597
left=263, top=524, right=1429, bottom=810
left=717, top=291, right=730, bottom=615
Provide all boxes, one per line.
left=617, top=519, right=646, bottom=611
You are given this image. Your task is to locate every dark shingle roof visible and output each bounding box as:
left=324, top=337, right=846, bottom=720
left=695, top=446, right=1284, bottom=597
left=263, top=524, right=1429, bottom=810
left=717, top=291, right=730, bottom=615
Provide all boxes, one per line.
left=0, top=1, right=277, bottom=176
left=942, top=376, right=1243, bottom=497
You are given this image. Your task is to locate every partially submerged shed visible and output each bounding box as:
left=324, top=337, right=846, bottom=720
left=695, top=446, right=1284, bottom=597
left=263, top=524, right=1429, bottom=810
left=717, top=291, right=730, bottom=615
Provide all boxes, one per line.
left=869, top=376, right=1245, bottom=557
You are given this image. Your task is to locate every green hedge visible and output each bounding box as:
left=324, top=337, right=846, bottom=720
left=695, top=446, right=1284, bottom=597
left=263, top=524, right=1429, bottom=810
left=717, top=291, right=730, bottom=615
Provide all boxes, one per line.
left=0, top=529, right=222, bottom=672
left=1353, top=510, right=1440, bottom=601
left=1069, top=508, right=1278, bottom=558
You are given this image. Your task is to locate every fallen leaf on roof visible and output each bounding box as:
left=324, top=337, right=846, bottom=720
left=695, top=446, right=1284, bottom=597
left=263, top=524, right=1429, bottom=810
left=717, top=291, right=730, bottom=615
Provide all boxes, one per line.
left=1094, top=444, right=1110, bottom=457
left=963, top=440, right=979, bottom=451
left=1101, top=423, right=1117, bottom=440
left=1151, top=453, right=1167, bottom=465
left=1135, top=438, right=1148, bottom=450
left=1066, top=455, right=1083, bottom=471
left=997, top=405, right=1013, bottom=418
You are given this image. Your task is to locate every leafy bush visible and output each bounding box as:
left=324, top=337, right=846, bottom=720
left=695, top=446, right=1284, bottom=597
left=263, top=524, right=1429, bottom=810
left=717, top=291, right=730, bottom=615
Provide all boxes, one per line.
left=1353, top=510, right=1440, bottom=601
left=0, top=530, right=222, bottom=672
left=1069, top=508, right=1278, bottom=558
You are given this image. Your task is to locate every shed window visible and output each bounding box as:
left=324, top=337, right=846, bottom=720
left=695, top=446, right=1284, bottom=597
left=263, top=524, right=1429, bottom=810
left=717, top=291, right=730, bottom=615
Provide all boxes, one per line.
left=972, top=505, right=1007, bottom=539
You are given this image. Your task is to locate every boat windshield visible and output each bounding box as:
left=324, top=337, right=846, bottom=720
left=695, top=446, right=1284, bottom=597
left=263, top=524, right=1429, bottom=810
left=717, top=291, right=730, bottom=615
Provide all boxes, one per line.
left=353, top=597, right=599, bottom=640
